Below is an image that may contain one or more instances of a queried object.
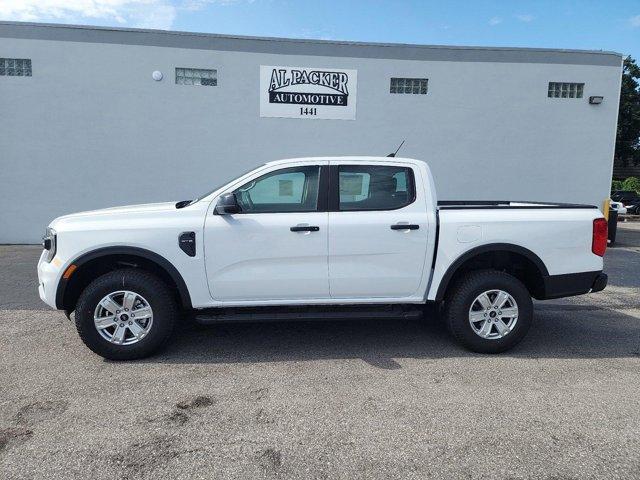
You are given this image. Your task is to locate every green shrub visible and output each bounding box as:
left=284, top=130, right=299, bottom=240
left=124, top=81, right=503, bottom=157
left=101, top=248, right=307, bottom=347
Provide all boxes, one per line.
left=611, top=180, right=624, bottom=192
left=621, top=177, right=640, bottom=194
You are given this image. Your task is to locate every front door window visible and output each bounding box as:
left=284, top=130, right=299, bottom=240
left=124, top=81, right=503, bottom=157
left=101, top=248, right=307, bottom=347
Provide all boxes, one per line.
left=233, top=166, right=320, bottom=213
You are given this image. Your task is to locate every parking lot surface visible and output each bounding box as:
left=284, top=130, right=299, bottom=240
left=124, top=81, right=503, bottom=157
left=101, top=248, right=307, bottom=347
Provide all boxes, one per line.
left=1, top=224, right=639, bottom=479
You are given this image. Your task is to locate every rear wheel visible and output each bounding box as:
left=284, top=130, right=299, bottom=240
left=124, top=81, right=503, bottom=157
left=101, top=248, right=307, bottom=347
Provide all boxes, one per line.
left=444, top=270, right=533, bottom=353
left=75, top=269, right=178, bottom=360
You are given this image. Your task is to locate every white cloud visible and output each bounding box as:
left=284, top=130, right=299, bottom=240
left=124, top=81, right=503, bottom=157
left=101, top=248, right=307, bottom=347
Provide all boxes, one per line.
left=630, top=15, right=640, bottom=28
left=488, top=16, right=502, bottom=26
left=181, top=0, right=253, bottom=10
left=133, top=3, right=177, bottom=28
left=0, top=0, right=178, bottom=29
left=515, top=14, right=535, bottom=22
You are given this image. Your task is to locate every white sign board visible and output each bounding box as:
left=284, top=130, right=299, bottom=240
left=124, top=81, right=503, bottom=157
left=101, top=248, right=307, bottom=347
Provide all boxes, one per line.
left=260, top=65, right=357, bottom=120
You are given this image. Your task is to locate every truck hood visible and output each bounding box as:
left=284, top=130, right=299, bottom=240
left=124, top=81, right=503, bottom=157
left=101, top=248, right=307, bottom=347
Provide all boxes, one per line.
left=50, top=202, right=179, bottom=229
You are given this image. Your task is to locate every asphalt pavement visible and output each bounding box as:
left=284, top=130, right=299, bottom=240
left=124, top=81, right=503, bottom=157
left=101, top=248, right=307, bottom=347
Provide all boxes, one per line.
left=1, top=224, right=639, bottom=479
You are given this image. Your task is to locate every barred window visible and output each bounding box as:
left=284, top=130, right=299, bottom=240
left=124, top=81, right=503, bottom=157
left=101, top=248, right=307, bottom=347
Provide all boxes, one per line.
left=390, top=77, right=428, bottom=95
left=0, top=58, right=32, bottom=77
left=548, top=82, right=584, bottom=99
left=175, top=68, right=217, bottom=86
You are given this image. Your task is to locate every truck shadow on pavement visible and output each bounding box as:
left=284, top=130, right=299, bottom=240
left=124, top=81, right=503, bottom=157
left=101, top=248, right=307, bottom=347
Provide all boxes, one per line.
left=140, top=304, right=640, bottom=368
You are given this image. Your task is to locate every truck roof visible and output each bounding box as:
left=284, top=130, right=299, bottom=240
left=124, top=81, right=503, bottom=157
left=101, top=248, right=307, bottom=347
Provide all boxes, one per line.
left=265, top=156, right=423, bottom=166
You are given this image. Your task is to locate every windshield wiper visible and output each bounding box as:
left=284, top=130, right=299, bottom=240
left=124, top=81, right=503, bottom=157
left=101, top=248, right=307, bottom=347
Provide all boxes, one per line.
left=175, top=200, right=194, bottom=209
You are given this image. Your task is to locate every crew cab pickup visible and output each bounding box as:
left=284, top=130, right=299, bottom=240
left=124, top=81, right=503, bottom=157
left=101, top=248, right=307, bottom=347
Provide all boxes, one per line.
left=37, top=157, right=608, bottom=360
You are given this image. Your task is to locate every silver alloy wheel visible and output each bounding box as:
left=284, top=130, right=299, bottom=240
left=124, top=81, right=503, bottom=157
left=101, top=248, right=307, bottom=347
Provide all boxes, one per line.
left=93, top=290, right=153, bottom=345
left=468, top=289, right=519, bottom=340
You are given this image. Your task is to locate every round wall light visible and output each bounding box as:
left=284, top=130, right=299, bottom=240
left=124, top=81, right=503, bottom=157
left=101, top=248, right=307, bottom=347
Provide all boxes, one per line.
left=152, top=71, right=163, bottom=81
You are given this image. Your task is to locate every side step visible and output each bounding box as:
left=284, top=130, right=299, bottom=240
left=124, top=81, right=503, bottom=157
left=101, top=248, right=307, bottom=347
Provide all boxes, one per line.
left=194, top=304, right=424, bottom=324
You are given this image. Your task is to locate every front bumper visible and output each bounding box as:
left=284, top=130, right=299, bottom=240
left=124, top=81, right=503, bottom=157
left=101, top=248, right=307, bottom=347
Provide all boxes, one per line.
left=540, top=271, right=607, bottom=300
left=37, top=250, right=62, bottom=309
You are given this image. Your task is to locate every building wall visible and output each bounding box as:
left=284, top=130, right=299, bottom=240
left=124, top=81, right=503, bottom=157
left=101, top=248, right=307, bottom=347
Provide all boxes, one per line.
left=0, top=28, right=623, bottom=243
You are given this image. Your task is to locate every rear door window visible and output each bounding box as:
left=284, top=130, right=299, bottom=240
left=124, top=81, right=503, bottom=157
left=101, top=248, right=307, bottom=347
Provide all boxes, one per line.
left=337, top=165, right=415, bottom=211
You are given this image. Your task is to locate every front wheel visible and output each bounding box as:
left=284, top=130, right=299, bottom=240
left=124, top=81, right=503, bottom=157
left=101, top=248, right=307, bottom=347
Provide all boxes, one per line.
left=75, top=269, right=178, bottom=360
left=444, top=270, right=533, bottom=353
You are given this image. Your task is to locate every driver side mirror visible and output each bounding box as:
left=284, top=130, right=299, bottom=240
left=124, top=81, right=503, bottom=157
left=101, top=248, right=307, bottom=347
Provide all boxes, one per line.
left=215, top=193, right=241, bottom=215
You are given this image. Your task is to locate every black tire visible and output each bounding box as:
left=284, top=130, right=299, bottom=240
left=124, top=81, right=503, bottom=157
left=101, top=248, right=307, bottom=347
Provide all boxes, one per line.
left=75, top=269, right=178, bottom=360
left=443, top=270, right=533, bottom=354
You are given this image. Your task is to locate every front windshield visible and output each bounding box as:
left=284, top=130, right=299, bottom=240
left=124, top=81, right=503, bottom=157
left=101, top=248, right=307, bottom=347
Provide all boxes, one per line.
left=191, top=164, right=265, bottom=204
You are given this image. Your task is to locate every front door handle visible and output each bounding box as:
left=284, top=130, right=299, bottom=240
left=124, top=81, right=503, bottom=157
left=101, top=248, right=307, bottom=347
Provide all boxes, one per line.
left=290, top=225, right=320, bottom=232
left=390, top=224, right=419, bottom=230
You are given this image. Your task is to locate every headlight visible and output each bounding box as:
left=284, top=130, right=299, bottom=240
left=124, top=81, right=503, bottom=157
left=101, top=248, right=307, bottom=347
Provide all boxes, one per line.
left=42, top=227, right=57, bottom=263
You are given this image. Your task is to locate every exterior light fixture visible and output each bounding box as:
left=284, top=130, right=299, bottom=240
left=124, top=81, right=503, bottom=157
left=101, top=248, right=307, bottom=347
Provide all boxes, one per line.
left=152, top=70, right=163, bottom=81
left=589, top=96, right=603, bottom=104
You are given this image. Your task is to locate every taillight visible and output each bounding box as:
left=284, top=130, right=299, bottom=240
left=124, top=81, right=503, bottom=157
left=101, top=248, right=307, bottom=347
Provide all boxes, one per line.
left=592, top=218, right=608, bottom=257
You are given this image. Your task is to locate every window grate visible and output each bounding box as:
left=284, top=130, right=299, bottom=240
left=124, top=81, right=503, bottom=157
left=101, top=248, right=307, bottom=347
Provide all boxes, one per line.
left=0, top=58, right=32, bottom=77
left=548, top=82, right=584, bottom=99
left=175, top=67, right=217, bottom=86
left=390, top=77, right=428, bottom=95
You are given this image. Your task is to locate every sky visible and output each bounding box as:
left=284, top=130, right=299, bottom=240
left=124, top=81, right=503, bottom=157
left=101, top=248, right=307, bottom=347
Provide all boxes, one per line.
left=0, top=0, right=638, bottom=58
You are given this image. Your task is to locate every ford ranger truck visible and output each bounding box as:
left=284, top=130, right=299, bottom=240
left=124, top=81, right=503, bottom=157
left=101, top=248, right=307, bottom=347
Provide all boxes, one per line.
left=37, top=157, right=608, bottom=360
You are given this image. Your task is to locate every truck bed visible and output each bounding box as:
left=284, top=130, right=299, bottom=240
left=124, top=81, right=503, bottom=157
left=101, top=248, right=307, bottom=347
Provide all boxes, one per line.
left=428, top=200, right=604, bottom=301
left=437, top=200, right=598, bottom=210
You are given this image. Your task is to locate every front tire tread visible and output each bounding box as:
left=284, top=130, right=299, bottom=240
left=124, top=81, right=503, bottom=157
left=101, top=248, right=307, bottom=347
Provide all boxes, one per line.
left=75, top=269, right=178, bottom=360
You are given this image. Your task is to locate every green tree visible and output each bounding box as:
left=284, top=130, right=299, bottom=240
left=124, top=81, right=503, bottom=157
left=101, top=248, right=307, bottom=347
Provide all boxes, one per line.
left=616, top=57, right=640, bottom=166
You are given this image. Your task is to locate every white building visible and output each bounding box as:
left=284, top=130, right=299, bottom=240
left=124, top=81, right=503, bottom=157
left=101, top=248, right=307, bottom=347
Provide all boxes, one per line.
left=0, top=21, right=623, bottom=243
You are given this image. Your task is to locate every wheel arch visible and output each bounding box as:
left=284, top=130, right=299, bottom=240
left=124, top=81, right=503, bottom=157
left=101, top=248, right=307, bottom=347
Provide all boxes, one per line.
left=55, top=246, right=192, bottom=312
left=434, top=243, right=549, bottom=301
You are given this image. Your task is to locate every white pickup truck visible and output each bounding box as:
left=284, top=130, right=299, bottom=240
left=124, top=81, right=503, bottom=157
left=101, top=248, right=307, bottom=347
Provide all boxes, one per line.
left=37, top=157, right=608, bottom=360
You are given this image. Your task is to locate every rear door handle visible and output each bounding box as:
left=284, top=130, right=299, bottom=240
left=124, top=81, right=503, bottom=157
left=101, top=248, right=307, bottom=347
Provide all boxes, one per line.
left=290, top=225, right=320, bottom=232
left=390, top=224, right=419, bottom=230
